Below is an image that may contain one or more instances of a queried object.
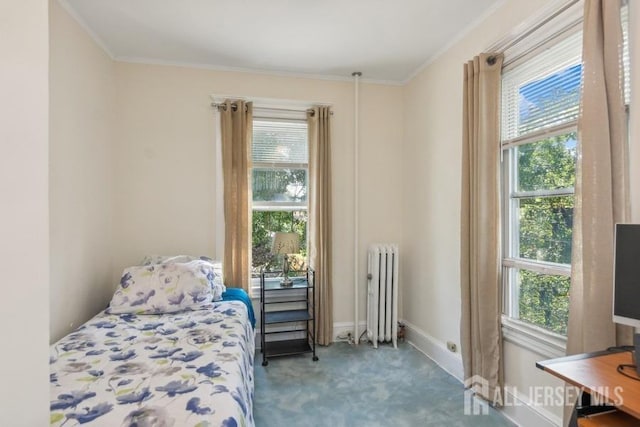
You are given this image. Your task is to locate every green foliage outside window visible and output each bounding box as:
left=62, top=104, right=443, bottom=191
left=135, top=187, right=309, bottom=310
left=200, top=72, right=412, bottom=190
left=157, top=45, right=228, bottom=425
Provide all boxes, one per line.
left=518, top=270, right=570, bottom=335
left=252, top=210, right=307, bottom=273
left=251, top=169, right=308, bottom=274
left=513, top=133, right=576, bottom=335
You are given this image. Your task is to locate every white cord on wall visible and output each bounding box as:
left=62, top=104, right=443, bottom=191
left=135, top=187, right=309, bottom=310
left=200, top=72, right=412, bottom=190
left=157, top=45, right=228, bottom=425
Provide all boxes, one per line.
left=352, top=71, right=362, bottom=344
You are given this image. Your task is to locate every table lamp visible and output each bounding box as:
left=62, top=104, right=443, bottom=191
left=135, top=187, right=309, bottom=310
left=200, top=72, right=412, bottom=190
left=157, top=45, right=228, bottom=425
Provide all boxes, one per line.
left=271, top=232, right=300, bottom=287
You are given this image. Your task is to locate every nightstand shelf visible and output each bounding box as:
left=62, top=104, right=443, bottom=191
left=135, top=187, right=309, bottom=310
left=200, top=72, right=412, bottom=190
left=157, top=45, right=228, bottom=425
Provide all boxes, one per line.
left=264, top=309, right=311, bottom=324
left=263, top=339, right=313, bottom=358
left=260, top=269, right=318, bottom=366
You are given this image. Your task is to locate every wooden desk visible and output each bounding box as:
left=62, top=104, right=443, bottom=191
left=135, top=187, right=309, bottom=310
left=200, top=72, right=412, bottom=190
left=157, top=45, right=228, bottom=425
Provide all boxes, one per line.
left=538, top=350, right=640, bottom=423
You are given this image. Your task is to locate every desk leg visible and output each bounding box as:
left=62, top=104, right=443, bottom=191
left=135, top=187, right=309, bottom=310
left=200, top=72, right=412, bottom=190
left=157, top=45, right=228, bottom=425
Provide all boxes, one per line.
left=567, top=393, right=589, bottom=427
left=570, top=390, right=618, bottom=426
left=568, top=406, right=579, bottom=427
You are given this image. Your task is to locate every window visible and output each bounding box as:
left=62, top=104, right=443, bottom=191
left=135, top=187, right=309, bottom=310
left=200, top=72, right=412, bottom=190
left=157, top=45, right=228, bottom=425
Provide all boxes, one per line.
left=501, top=31, right=582, bottom=338
left=251, top=119, right=308, bottom=274
left=500, top=3, right=631, bottom=345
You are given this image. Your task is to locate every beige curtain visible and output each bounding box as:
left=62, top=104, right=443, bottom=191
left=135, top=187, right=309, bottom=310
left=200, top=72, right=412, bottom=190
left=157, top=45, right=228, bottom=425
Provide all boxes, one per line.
left=308, top=106, right=333, bottom=346
left=563, top=3, right=629, bottom=424
left=460, top=53, right=504, bottom=403
left=220, top=100, right=253, bottom=292
left=566, top=0, right=631, bottom=358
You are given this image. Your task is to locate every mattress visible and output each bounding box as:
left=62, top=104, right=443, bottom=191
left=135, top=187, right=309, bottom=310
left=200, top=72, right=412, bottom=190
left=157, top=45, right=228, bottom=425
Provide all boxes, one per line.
left=50, top=300, right=254, bottom=427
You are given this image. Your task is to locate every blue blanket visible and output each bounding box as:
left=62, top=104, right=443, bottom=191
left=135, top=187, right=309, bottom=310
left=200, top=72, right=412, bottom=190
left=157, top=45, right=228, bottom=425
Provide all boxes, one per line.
left=222, top=287, right=255, bottom=328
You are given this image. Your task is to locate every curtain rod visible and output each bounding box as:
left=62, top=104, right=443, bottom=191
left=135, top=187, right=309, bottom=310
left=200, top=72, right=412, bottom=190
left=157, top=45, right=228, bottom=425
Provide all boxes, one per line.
left=487, top=0, right=581, bottom=54
left=210, top=102, right=333, bottom=116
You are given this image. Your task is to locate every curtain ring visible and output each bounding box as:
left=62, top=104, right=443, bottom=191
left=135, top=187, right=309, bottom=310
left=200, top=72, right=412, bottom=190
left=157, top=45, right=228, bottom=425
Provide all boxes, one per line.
left=486, top=55, right=497, bottom=66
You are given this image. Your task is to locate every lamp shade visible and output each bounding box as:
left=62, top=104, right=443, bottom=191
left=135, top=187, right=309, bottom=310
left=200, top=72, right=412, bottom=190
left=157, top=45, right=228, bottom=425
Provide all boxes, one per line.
left=271, top=232, right=300, bottom=255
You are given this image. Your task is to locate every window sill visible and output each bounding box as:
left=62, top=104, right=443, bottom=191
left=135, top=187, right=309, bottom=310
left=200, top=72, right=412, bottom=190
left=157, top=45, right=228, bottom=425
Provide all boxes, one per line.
left=501, top=315, right=566, bottom=359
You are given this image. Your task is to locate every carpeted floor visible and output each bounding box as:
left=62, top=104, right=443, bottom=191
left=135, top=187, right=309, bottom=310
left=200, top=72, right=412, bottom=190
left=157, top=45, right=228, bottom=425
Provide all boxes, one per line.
left=254, top=342, right=514, bottom=427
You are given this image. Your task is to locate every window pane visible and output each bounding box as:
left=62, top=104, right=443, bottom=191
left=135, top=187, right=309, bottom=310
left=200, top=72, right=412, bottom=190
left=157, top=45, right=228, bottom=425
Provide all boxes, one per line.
left=517, top=269, right=570, bottom=335
left=252, top=210, right=307, bottom=273
left=501, top=31, right=582, bottom=140
left=517, top=133, right=576, bottom=192
left=518, top=196, right=573, bottom=264
left=517, top=64, right=581, bottom=135
left=252, top=168, right=307, bottom=203
left=253, top=120, right=308, bottom=164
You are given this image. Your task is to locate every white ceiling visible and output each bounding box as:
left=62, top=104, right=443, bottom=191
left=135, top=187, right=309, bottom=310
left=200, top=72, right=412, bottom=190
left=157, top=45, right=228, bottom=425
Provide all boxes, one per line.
left=62, top=0, right=503, bottom=84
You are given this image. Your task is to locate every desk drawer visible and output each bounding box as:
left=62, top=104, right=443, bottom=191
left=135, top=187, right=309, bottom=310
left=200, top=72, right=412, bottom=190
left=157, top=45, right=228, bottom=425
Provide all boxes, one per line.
left=578, top=410, right=639, bottom=427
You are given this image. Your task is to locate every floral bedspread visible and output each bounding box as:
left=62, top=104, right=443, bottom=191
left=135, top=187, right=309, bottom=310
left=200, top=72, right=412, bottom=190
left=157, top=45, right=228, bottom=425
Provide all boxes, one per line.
left=50, top=301, right=254, bottom=427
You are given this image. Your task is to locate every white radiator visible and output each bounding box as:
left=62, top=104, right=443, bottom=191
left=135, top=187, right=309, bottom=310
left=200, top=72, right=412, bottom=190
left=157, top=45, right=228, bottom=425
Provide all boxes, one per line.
left=366, top=244, right=399, bottom=349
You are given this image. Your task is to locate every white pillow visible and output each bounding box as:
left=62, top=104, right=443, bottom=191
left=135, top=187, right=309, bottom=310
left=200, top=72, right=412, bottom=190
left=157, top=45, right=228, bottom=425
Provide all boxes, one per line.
left=109, top=260, right=216, bottom=314
left=138, top=255, right=225, bottom=299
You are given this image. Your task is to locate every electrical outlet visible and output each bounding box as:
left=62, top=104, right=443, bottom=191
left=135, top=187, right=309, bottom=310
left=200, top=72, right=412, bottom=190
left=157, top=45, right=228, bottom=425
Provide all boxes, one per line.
left=446, top=341, right=457, bottom=353
left=336, top=332, right=352, bottom=341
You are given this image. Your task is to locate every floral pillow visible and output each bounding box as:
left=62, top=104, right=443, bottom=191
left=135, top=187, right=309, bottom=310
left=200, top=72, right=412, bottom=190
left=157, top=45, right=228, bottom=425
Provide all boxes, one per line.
left=139, top=255, right=225, bottom=299
left=108, top=260, right=218, bottom=314
left=139, top=254, right=214, bottom=266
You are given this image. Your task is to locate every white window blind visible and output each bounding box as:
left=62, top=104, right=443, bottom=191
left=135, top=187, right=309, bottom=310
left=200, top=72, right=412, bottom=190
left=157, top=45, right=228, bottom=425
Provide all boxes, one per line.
left=252, top=119, right=308, bottom=209
left=622, top=1, right=630, bottom=105
left=501, top=2, right=630, bottom=144
left=252, top=120, right=308, bottom=165
left=501, top=30, right=583, bottom=143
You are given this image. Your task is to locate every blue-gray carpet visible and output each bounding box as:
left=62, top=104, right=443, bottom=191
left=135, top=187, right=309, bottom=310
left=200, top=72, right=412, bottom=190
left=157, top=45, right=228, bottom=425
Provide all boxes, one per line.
left=254, top=342, right=514, bottom=427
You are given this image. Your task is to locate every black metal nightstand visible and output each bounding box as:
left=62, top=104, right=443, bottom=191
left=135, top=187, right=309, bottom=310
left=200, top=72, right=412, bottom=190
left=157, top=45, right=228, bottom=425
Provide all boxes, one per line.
left=259, top=269, right=318, bottom=366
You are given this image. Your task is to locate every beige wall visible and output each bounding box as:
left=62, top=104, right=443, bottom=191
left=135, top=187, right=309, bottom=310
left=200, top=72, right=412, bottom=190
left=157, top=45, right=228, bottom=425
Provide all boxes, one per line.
left=0, top=0, right=50, bottom=425
left=113, top=62, right=404, bottom=324
left=47, top=0, right=404, bottom=337
left=49, top=0, right=116, bottom=342
left=402, top=0, right=569, bottom=424
left=357, top=85, right=405, bottom=320
left=44, top=1, right=640, bottom=424
left=403, top=0, right=640, bottom=424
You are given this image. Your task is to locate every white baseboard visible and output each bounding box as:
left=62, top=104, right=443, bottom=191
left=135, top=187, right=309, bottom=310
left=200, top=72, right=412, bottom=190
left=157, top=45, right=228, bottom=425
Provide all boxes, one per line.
left=403, top=320, right=561, bottom=427
left=403, top=320, right=464, bottom=381
left=500, top=387, right=562, bottom=427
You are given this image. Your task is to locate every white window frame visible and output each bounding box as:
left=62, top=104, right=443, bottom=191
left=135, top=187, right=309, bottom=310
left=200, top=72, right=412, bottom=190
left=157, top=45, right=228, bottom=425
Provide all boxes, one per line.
left=496, top=5, right=585, bottom=357
left=497, top=1, right=630, bottom=358
left=250, top=114, right=309, bottom=291
left=501, top=121, right=576, bottom=300
left=501, top=125, right=576, bottom=358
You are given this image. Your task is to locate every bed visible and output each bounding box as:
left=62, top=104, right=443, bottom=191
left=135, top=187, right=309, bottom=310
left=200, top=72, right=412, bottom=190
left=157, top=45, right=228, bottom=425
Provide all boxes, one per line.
left=50, top=257, right=255, bottom=427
